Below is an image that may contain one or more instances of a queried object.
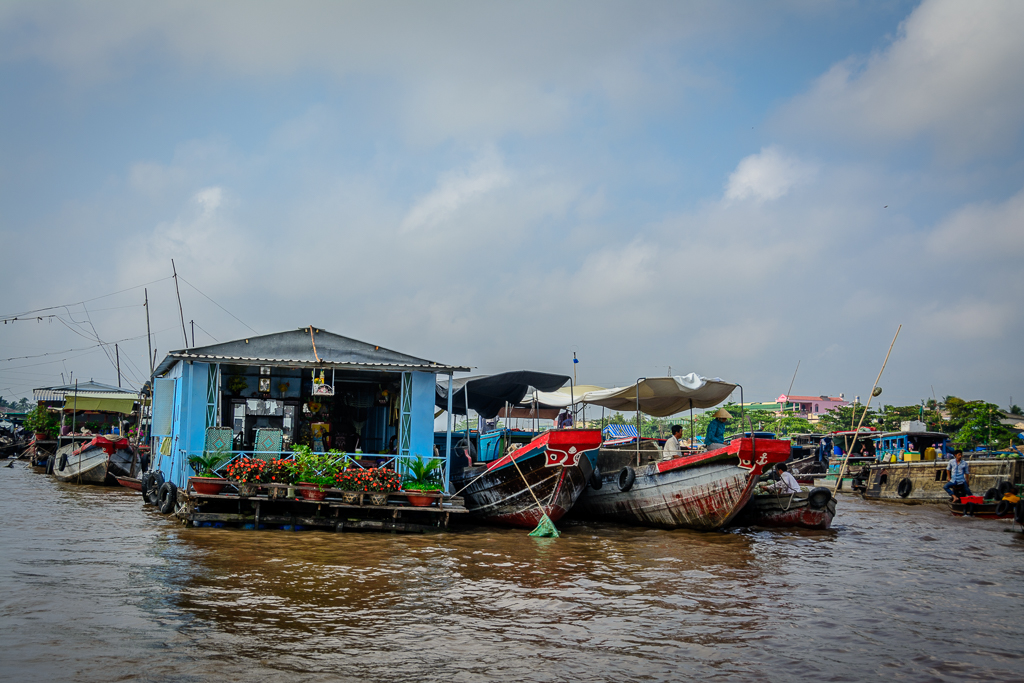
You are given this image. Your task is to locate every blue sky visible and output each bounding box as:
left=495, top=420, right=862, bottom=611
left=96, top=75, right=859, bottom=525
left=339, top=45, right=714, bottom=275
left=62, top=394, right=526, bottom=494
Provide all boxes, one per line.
left=1, top=0, right=1022, bottom=411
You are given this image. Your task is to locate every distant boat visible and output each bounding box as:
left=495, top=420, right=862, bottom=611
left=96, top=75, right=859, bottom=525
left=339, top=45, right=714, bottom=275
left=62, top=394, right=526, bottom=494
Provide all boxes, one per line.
left=451, top=429, right=603, bottom=528
left=52, top=436, right=134, bottom=485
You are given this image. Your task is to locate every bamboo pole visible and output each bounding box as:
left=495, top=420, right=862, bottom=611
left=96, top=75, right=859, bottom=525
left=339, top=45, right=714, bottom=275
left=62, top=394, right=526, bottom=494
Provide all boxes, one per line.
left=831, top=325, right=902, bottom=494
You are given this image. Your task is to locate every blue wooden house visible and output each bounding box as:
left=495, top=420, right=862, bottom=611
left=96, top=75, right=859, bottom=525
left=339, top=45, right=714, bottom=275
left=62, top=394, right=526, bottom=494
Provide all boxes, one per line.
left=150, top=326, right=468, bottom=491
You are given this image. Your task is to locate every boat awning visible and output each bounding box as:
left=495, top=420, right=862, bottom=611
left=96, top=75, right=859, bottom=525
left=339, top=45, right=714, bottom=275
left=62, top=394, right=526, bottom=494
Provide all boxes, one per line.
left=435, top=371, right=572, bottom=419
left=63, top=394, right=144, bottom=414
left=524, top=385, right=606, bottom=409
left=580, top=374, right=737, bottom=417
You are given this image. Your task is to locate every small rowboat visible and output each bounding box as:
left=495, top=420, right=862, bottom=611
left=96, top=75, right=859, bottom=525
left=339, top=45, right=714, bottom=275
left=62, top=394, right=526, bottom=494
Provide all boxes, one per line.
left=574, top=436, right=790, bottom=530
left=451, top=429, right=603, bottom=528
left=730, top=487, right=837, bottom=530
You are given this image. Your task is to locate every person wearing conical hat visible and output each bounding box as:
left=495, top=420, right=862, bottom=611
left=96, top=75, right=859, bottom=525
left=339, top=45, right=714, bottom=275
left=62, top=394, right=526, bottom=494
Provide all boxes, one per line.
left=705, top=407, right=731, bottom=450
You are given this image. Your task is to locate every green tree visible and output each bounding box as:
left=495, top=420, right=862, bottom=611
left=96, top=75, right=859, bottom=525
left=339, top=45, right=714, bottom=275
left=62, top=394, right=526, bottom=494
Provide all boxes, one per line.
left=817, top=404, right=878, bottom=433
left=953, top=402, right=1014, bottom=450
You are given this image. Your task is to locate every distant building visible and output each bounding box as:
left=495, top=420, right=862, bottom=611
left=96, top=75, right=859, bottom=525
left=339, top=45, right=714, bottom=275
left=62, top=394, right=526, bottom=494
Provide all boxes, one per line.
left=777, top=394, right=848, bottom=420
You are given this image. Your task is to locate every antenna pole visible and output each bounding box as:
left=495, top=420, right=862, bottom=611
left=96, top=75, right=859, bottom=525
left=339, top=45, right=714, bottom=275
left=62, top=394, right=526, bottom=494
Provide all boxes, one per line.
left=171, top=259, right=188, bottom=348
left=144, top=289, right=154, bottom=377
left=115, top=344, right=121, bottom=388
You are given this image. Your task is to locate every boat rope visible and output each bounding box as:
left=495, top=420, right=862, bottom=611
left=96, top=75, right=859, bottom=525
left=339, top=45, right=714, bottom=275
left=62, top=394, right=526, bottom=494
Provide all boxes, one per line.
left=451, top=451, right=517, bottom=497
left=510, top=452, right=559, bottom=537
left=308, top=326, right=321, bottom=363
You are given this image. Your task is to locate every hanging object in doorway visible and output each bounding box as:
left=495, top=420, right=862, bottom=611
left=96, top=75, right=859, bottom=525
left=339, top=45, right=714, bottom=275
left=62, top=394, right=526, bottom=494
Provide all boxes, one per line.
left=311, top=369, right=334, bottom=397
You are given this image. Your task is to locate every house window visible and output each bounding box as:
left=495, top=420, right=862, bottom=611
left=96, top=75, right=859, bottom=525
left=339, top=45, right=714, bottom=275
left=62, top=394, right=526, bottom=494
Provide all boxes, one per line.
left=814, top=404, right=819, bottom=413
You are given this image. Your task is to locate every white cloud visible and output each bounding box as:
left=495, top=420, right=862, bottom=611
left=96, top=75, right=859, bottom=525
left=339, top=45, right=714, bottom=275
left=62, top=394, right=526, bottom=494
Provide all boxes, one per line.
left=400, top=154, right=510, bottom=233
left=927, top=187, right=1024, bottom=261
left=779, top=0, right=1024, bottom=159
left=724, top=146, right=816, bottom=203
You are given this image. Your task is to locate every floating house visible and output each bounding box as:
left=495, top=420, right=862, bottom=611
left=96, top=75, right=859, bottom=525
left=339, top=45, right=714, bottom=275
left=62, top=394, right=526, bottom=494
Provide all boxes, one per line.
left=149, top=326, right=468, bottom=491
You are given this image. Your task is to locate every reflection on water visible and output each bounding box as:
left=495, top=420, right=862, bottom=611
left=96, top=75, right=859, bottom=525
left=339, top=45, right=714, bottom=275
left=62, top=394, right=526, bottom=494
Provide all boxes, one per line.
left=1, top=463, right=1022, bottom=682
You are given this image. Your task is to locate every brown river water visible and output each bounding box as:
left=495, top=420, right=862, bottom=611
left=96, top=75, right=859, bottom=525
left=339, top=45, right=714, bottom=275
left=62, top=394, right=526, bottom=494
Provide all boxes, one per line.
left=1, top=463, right=1023, bottom=683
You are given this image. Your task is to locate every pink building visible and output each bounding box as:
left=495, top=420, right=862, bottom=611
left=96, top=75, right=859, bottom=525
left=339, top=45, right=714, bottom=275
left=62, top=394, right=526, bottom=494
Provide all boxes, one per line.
left=777, top=394, right=848, bottom=420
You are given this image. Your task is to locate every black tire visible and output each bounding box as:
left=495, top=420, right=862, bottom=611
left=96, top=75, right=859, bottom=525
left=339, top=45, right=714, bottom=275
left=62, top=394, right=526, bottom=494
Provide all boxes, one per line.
left=995, top=500, right=1010, bottom=517
left=45, top=455, right=54, bottom=475
left=807, top=487, right=831, bottom=510
left=590, top=467, right=602, bottom=490
left=456, top=438, right=477, bottom=462
left=998, top=481, right=1015, bottom=496
left=158, top=481, right=178, bottom=514
left=985, top=487, right=1000, bottom=501
left=1016, top=500, right=1024, bottom=523
left=145, top=471, right=165, bottom=506
left=617, top=466, right=636, bottom=492
left=897, top=478, right=912, bottom=498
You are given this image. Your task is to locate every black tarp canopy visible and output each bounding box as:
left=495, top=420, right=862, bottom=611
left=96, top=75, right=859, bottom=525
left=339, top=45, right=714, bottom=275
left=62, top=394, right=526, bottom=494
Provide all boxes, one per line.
left=435, top=371, right=571, bottom=419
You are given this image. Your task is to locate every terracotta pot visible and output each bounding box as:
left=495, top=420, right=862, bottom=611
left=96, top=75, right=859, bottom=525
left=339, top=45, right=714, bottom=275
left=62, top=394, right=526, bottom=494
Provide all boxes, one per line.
left=190, top=476, right=228, bottom=495
left=404, top=489, right=440, bottom=507
left=298, top=483, right=327, bottom=501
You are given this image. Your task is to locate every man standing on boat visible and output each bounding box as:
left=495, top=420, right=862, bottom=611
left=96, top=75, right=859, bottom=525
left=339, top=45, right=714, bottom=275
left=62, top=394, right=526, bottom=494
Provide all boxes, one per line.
left=663, top=424, right=684, bottom=461
left=943, top=449, right=971, bottom=498
left=705, top=408, right=730, bottom=449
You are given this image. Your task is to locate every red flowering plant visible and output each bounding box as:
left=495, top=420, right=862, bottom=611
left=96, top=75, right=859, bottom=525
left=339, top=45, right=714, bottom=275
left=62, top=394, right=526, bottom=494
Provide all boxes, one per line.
left=224, top=456, right=267, bottom=484
left=334, top=467, right=401, bottom=493
left=265, top=459, right=294, bottom=485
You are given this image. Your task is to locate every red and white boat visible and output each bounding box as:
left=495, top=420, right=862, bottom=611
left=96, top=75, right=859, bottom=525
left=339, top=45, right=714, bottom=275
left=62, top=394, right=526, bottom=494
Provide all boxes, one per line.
left=451, top=429, right=603, bottom=528
left=574, top=436, right=790, bottom=530
left=53, top=435, right=135, bottom=485
left=729, top=487, right=837, bottom=530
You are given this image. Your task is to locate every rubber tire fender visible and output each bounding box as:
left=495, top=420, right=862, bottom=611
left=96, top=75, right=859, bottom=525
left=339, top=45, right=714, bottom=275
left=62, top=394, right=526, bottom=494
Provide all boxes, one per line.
left=456, top=438, right=477, bottom=462
left=617, top=466, right=636, bottom=493
left=590, top=467, right=602, bottom=490
left=997, top=480, right=1015, bottom=496
left=158, top=481, right=178, bottom=514
left=58, top=452, right=68, bottom=471
left=995, top=500, right=1010, bottom=517
left=807, top=487, right=831, bottom=510
left=897, top=477, right=913, bottom=498
left=45, top=454, right=55, bottom=475
left=145, top=471, right=165, bottom=506
left=984, top=487, right=1000, bottom=501
left=1016, top=500, right=1024, bottom=523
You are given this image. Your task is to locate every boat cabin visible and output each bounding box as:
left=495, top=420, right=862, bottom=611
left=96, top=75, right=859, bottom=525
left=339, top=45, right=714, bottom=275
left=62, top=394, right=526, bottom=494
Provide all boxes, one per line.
left=873, top=430, right=949, bottom=463
left=150, top=327, right=467, bottom=491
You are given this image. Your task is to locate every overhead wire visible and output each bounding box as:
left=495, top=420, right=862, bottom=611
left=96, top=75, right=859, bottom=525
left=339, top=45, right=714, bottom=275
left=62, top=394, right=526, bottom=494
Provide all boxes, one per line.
left=177, top=276, right=258, bottom=335
left=0, top=276, right=173, bottom=321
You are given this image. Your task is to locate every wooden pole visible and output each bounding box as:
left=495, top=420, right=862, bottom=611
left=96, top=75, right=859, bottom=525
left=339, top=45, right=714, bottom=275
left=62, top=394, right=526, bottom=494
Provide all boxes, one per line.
left=171, top=259, right=188, bottom=348
left=832, top=325, right=902, bottom=494
left=115, top=344, right=121, bottom=388
left=144, top=289, right=154, bottom=377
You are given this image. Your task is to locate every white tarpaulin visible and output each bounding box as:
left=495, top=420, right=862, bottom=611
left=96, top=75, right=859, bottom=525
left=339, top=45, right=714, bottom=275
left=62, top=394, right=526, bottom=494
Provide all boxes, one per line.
left=580, top=373, right=737, bottom=417
left=528, top=385, right=606, bottom=409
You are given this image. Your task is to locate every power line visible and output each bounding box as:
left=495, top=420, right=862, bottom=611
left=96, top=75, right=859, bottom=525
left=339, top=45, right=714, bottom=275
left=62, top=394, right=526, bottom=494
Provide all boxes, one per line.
left=0, top=276, right=173, bottom=321
left=177, top=275, right=258, bottom=335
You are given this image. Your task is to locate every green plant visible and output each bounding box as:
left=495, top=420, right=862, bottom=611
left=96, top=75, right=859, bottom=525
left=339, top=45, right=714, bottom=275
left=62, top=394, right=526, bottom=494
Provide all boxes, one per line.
left=225, top=457, right=267, bottom=484
left=336, top=467, right=401, bottom=493
left=403, top=456, right=442, bottom=490
left=291, top=445, right=345, bottom=481
left=188, top=450, right=229, bottom=477
left=25, top=404, right=59, bottom=438
left=227, top=375, right=248, bottom=394
left=265, top=459, right=295, bottom=485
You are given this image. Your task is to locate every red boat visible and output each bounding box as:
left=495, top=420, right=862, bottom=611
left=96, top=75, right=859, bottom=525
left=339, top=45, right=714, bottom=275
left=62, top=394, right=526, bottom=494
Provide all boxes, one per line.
left=730, top=487, right=837, bottom=530
left=574, top=436, right=790, bottom=530
left=451, top=429, right=603, bottom=528
left=949, top=495, right=1021, bottom=520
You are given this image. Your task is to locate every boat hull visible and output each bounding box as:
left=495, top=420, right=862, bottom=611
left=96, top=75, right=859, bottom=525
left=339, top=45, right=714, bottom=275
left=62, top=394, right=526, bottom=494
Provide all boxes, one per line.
left=575, top=437, right=790, bottom=530
left=52, top=436, right=135, bottom=485
left=862, top=458, right=1023, bottom=503
left=730, top=489, right=837, bottom=530
left=451, top=429, right=602, bottom=528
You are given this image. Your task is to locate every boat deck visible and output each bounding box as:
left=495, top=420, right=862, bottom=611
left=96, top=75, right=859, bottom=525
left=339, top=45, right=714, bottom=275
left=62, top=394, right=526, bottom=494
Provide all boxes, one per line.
left=177, top=488, right=469, bottom=533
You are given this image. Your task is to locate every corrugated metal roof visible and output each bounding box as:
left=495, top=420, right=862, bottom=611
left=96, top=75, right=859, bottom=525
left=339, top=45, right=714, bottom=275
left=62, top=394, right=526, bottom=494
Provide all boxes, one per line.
left=166, top=351, right=464, bottom=372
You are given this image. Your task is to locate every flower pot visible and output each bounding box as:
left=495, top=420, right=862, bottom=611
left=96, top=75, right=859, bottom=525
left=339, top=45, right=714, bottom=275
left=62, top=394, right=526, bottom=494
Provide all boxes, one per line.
left=369, top=492, right=389, bottom=506
left=340, top=491, right=359, bottom=504
left=404, top=489, right=440, bottom=507
left=298, top=483, right=327, bottom=501
left=190, top=476, right=228, bottom=495
left=235, top=482, right=258, bottom=497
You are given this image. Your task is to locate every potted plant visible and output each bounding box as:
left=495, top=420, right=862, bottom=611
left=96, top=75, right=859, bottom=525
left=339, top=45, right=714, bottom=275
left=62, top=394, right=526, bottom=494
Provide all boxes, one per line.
left=224, top=456, right=267, bottom=497
left=187, top=449, right=230, bottom=495
left=264, top=459, right=295, bottom=499
left=226, top=375, right=248, bottom=397
left=365, top=467, right=402, bottom=505
left=333, top=467, right=364, bottom=504
left=402, top=456, right=444, bottom=507
left=291, top=445, right=343, bottom=501
left=25, top=404, right=59, bottom=441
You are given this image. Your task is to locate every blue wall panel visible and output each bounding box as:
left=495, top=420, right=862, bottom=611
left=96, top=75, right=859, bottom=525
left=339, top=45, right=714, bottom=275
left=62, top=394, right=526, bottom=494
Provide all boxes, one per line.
left=408, top=371, right=437, bottom=460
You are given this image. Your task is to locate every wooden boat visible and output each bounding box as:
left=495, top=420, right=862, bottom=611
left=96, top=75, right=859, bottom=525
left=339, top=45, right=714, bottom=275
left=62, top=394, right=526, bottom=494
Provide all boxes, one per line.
left=53, top=435, right=134, bottom=485
left=730, top=487, right=837, bottom=529
left=114, top=475, right=143, bottom=491
left=574, top=436, right=790, bottom=530
left=948, top=494, right=1021, bottom=519
left=861, top=457, right=1022, bottom=503
left=450, top=428, right=603, bottom=528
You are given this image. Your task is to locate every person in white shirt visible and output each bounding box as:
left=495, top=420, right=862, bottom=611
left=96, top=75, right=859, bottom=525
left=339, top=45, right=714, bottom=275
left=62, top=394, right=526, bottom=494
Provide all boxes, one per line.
left=662, top=424, right=684, bottom=461
left=765, top=462, right=801, bottom=494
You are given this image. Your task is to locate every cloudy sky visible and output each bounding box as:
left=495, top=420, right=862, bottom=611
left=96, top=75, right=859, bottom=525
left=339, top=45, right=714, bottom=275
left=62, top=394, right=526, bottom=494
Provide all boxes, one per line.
left=1, top=0, right=1022, bottom=410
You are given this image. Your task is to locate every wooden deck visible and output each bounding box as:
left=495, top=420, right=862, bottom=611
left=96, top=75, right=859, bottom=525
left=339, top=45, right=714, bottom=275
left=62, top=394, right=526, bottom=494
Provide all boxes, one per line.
left=176, top=484, right=467, bottom=533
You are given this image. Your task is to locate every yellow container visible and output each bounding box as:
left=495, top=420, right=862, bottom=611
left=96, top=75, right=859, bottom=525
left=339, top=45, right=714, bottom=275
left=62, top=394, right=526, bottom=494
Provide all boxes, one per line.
left=903, top=452, right=922, bottom=462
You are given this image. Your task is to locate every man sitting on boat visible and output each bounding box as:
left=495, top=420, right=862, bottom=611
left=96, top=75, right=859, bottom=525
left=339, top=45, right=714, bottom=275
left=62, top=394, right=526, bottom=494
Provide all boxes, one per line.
left=943, top=449, right=971, bottom=498
left=763, top=462, right=802, bottom=494
left=704, top=409, right=730, bottom=449
left=662, top=424, right=683, bottom=461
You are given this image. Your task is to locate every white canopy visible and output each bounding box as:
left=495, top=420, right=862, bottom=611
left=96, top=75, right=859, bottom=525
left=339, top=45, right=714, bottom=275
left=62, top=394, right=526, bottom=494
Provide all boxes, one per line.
left=580, top=374, right=737, bottom=417
left=528, top=385, right=606, bottom=409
